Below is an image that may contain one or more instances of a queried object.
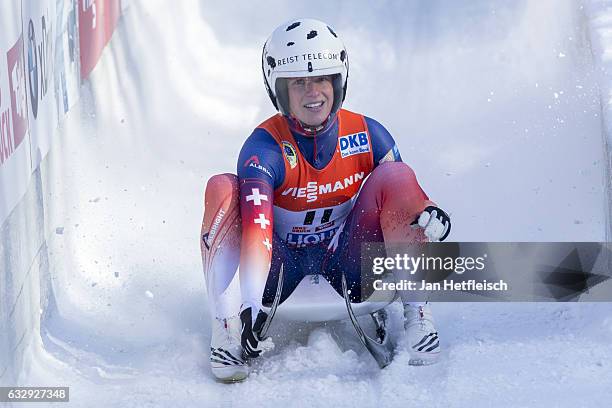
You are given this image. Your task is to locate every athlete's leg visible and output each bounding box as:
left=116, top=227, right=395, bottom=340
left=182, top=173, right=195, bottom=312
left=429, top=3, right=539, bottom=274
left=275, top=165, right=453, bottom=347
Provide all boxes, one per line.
left=324, top=161, right=432, bottom=302
left=261, top=235, right=305, bottom=307
left=201, top=173, right=243, bottom=320
left=324, top=162, right=441, bottom=364
left=200, top=173, right=247, bottom=381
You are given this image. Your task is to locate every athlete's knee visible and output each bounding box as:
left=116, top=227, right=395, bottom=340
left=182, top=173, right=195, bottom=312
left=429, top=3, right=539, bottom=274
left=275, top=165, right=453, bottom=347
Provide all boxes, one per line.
left=201, top=174, right=242, bottom=260
left=205, top=173, right=239, bottom=208
left=366, top=162, right=424, bottom=199
left=371, top=162, right=417, bottom=185
left=370, top=162, right=431, bottom=219
left=202, top=173, right=240, bottom=242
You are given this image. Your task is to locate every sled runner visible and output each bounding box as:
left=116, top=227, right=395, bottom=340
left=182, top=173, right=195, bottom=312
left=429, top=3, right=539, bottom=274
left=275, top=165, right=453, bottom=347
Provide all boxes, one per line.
left=260, top=264, right=397, bottom=368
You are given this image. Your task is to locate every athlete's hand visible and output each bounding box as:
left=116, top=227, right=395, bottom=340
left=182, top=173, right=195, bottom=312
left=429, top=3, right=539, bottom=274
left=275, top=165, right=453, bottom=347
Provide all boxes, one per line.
left=240, top=307, right=275, bottom=358
left=413, top=206, right=451, bottom=242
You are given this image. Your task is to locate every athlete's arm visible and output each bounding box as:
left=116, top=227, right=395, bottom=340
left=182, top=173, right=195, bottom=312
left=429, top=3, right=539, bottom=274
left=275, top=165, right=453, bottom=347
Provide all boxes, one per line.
left=365, top=116, right=403, bottom=165
left=236, top=129, right=284, bottom=316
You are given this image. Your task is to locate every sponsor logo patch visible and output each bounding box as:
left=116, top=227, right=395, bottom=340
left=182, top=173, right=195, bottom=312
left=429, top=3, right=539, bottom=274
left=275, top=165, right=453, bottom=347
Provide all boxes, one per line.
left=292, top=226, right=311, bottom=233
left=286, top=227, right=339, bottom=248
left=315, top=220, right=335, bottom=232
left=379, top=148, right=395, bottom=164
left=281, top=171, right=365, bottom=203
left=202, top=208, right=226, bottom=250
left=339, top=132, right=370, bottom=158
left=282, top=141, right=298, bottom=169
left=243, top=155, right=273, bottom=178
left=208, top=208, right=225, bottom=242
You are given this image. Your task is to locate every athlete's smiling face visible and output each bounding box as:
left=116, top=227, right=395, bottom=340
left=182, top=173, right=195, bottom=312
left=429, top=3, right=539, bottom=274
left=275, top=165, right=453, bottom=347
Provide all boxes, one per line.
left=287, top=75, right=334, bottom=127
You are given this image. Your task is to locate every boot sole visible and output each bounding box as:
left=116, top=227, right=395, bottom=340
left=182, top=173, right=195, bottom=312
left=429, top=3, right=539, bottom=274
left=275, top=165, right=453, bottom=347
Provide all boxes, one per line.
left=212, top=366, right=249, bottom=383
left=408, top=350, right=441, bottom=366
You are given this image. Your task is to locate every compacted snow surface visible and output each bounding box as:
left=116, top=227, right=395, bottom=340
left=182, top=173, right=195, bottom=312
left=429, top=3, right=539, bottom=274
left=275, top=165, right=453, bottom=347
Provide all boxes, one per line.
left=12, top=0, right=612, bottom=406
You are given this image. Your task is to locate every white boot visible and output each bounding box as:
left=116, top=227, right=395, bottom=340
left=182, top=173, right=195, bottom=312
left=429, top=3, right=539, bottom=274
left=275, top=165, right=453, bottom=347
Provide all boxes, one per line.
left=210, top=316, right=248, bottom=382
left=403, top=303, right=440, bottom=365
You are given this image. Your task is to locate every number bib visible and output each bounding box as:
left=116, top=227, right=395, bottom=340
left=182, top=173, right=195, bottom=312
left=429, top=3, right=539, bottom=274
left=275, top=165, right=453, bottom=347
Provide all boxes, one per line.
left=273, top=199, right=355, bottom=248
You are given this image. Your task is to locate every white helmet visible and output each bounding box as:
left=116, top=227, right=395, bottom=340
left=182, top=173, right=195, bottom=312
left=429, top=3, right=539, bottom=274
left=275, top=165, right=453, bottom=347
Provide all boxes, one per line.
left=262, top=19, right=349, bottom=116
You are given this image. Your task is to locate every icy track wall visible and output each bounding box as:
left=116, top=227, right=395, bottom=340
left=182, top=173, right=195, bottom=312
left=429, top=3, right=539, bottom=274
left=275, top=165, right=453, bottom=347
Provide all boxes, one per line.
left=0, top=0, right=122, bottom=385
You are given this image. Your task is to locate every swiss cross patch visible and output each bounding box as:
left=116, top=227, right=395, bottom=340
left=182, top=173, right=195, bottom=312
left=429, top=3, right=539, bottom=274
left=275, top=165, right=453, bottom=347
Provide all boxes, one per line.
left=338, top=132, right=370, bottom=158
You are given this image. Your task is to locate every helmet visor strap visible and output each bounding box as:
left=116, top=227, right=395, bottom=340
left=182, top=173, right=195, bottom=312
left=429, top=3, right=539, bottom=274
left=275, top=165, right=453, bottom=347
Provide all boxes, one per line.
left=330, top=73, right=343, bottom=115
left=275, top=78, right=290, bottom=116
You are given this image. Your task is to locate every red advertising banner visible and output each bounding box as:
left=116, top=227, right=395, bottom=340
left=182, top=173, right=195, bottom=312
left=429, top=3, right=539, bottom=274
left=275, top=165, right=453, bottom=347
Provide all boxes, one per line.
left=6, top=35, right=29, bottom=156
left=78, top=0, right=121, bottom=79
left=1, top=7, right=33, bottom=225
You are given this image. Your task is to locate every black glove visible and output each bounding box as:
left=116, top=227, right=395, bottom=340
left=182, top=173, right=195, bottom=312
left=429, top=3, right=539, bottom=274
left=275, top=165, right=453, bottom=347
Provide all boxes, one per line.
left=240, top=307, right=272, bottom=358
left=411, top=206, right=451, bottom=241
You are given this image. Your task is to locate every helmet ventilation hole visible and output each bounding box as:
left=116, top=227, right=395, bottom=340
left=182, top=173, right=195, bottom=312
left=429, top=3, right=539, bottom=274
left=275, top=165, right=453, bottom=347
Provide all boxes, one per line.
left=286, top=22, right=301, bottom=31
left=307, top=30, right=318, bottom=39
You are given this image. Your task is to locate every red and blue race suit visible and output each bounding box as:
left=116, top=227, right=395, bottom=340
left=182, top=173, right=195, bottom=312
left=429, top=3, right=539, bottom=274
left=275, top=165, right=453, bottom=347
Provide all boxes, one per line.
left=235, top=109, right=432, bottom=311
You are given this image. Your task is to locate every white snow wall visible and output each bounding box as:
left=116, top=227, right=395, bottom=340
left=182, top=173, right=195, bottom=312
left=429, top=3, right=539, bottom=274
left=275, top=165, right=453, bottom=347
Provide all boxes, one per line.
left=0, top=0, right=125, bottom=385
left=0, top=137, right=51, bottom=385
